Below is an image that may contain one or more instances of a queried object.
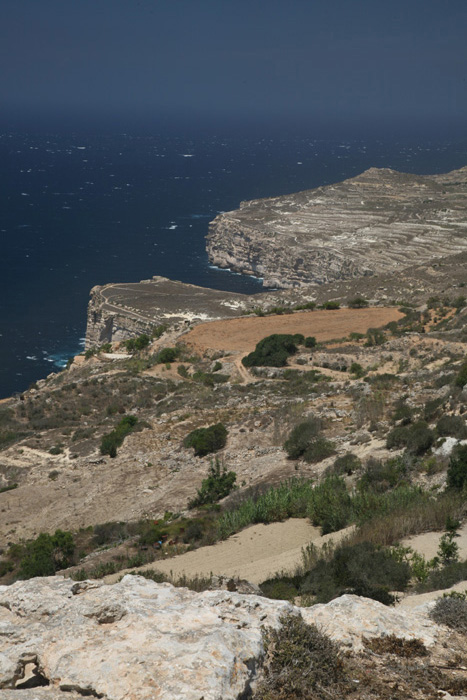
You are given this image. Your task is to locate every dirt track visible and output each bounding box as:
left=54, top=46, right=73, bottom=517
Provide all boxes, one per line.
left=182, top=307, right=403, bottom=354
left=104, top=520, right=354, bottom=585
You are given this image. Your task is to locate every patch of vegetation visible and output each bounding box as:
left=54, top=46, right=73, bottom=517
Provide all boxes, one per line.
left=100, top=414, right=138, bottom=457
left=357, top=457, right=409, bottom=493
left=156, top=347, right=178, bottom=363
left=253, top=613, right=348, bottom=700
left=328, top=452, right=362, bottom=476
left=348, top=296, right=369, bottom=308
left=14, top=530, right=75, bottom=579
left=283, top=418, right=322, bottom=459
left=188, top=458, right=236, bottom=508
left=455, top=358, right=467, bottom=387
left=123, top=334, right=151, bottom=353
left=446, top=444, right=467, bottom=490
left=363, top=635, right=428, bottom=657
left=0, top=483, right=18, bottom=493
left=365, top=327, right=385, bottom=346
left=437, top=414, right=467, bottom=439
left=430, top=594, right=467, bottom=633
left=183, top=422, right=228, bottom=457
left=386, top=421, right=434, bottom=455
left=242, top=334, right=304, bottom=368
left=84, top=342, right=112, bottom=359
left=320, top=301, right=340, bottom=310
left=128, top=568, right=214, bottom=592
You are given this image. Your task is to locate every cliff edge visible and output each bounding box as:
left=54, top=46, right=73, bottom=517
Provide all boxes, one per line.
left=206, top=166, right=467, bottom=288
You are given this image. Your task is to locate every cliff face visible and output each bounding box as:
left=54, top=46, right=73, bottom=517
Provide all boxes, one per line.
left=84, top=277, right=256, bottom=349
left=206, top=166, right=467, bottom=288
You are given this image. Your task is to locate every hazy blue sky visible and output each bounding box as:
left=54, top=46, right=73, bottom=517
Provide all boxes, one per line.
left=1, top=0, right=466, bottom=132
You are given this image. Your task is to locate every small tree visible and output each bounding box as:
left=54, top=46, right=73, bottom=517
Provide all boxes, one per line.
left=184, top=423, right=228, bottom=457
left=348, top=296, right=369, bottom=308
left=447, top=444, right=467, bottom=490
left=188, top=458, right=236, bottom=507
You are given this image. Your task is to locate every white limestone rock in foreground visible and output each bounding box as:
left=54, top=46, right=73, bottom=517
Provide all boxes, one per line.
left=302, top=593, right=438, bottom=651
left=0, top=575, right=292, bottom=700
left=0, top=577, right=441, bottom=699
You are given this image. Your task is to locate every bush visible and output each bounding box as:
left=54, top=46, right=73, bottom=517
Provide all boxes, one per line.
left=357, top=457, right=408, bottom=493
left=304, top=336, right=317, bottom=348
left=365, top=327, right=385, bottom=346
left=447, top=444, right=467, bottom=490
left=184, top=423, right=228, bottom=457
left=386, top=421, right=434, bottom=455
left=348, top=296, right=369, bottom=308
left=157, top=347, right=178, bottom=363
left=124, top=334, right=150, bottom=353
left=321, top=301, right=340, bottom=310
left=329, top=452, right=362, bottom=476
left=283, top=418, right=322, bottom=459
left=350, top=362, right=365, bottom=378
left=430, top=595, right=467, bottom=633
left=100, top=415, right=138, bottom=458
left=300, top=541, right=410, bottom=605
left=302, top=436, right=336, bottom=464
left=242, top=334, right=303, bottom=368
left=307, top=476, right=352, bottom=534
left=18, top=530, right=75, bottom=579
left=188, top=458, right=237, bottom=508
left=455, top=359, right=467, bottom=388
left=437, top=415, right=467, bottom=439
left=254, top=613, right=347, bottom=700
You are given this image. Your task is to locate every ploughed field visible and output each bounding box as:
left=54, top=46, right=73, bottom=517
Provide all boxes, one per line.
left=182, top=307, right=404, bottom=353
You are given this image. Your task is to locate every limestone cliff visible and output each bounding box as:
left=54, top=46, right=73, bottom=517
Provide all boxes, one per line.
left=206, top=166, right=467, bottom=288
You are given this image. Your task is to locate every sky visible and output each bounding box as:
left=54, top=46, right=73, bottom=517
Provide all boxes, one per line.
left=1, top=0, right=466, bottom=133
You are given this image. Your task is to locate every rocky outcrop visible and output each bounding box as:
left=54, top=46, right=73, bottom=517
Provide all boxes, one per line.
left=85, top=277, right=256, bottom=349
left=206, top=166, right=467, bottom=288
left=0, top=576, right=445, bottom=699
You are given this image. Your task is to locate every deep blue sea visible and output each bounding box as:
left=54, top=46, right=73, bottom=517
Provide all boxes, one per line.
left=1, top=127, right=466, bottom=398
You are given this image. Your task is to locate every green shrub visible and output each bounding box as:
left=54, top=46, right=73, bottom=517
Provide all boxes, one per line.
left=436, top=414, right=467, bottom=439
left=430, top=595, right=467, bottom=633
left=392, top=399, right=413, bottom=425
left=321, top=301, right=340, bottom=310
left=18, top=530, right=75, bottom=579
left=358, top=457, right=408, bottom=493
left=302, top=436, right=336, bottom=464
left=124, top=334, right=151, bottom=353
left=188, top=458, right=236, bottom=508
left=417, top=561, right=467, bottom=593
left=307, top=476, right=352, bottom=534
left=424, top=397, right=444, bottom=421
left=283, top=418, right=322, bottom=459
left=304, top=336, right=317, bottom=348
left=446, top=444, right=467, bottom=490
left=386, top=421, right=434, bottom=455
left=157, top=347, right=178, bottom=363
left=329, top=452, right=362, bottom=476
left=242, top=334, right=302, bottom=368
left=300, top=541, right=410, bottom=605
left=184, top=423, right=228, bottom=457
left=350, top=362, right=365, bottom=378
left=365, top=327, right=385, bottom=346
left=100, top=415, right=138, bottom=457
left=455, top=358, right=467, bottom=388
left=348, top=296, right=369, bottom=308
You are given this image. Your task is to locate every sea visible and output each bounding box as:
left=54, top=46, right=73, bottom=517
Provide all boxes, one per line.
left=1, top=124, right=466, bottom=398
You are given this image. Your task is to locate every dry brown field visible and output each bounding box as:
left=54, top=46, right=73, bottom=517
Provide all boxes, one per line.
left=182, top=307, right=403, bottom=354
